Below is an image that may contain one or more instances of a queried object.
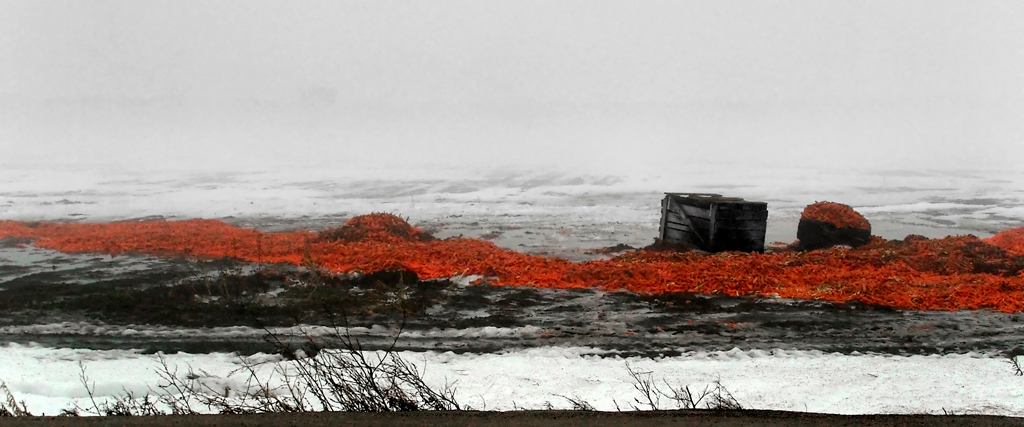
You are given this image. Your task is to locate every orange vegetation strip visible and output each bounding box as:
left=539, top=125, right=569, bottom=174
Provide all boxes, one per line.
left=801, top=201, right=870, bottom=230
left=2, top=215, right=1024, bottom=313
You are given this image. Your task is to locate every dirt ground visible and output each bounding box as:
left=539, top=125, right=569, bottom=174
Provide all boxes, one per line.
left=4, top=410, right=1024, bottom=427
left=5, top=239, right=1024, bottom=357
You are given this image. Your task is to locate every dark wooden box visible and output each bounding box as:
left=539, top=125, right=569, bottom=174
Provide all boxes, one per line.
left=659, top=193, right=768, bottom=253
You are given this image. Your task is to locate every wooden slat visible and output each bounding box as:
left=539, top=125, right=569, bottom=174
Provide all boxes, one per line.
left=664, top=220, right=693, bottom=232
left=713, top=210, right=769, bottom=221
left=664, top=197, right=708, bottom=247
left=677, top=203, right=712, bottom=220
left=664, top=211, right=711, bottom=231
left=709, top=203, right=718, bottom=248
left=712, top=228, right=767, bottom=242
left=711, top=230, right=766, bottom=243
left=664, top=193, right=723, bottom=198
left=664, top=193, right=724, bottom=210
left=675, top=198, right=710, bottom=248
left=663, top=227, right=705, bottom=249
left=671, top=195, right=756, bottom=211
left=659, top=196, right=670, bottom=241
left=677, top=196, right=713, bottom=210
left=666, top=196, right=713, bottom=220
left=716, top=202, right=768, bottom=211
left=713, top=221, right=768, bottom=231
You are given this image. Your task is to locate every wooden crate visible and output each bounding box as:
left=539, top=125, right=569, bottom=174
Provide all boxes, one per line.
left=659, top=193, right=768, bottom=253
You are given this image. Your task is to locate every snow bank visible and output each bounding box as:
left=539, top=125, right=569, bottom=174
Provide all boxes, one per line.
left=3, top=343, right=1024, bottom=416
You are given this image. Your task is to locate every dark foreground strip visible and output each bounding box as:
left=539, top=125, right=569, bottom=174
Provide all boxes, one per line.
left=3, top=410, right=1023, bottom=427
left=6, top=260, right=1024, bottom=356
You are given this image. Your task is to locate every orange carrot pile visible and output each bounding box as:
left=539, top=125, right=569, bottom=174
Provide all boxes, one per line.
left=988, top=228, right=1024, bottom=256
left=316, top=213, right=434, bottom=243
left=2, top=214, right=1023, bottom=312
left=801, top=201, right=871, bottom=229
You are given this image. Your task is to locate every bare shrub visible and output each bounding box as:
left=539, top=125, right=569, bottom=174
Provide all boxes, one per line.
left=625, top=362, right=741, bottom=411
left=141, top=288, right=461, bottom=413
left=71, top=361, right=167, bottom=416
left=252, top=312, right=461, bottom=412
left=705, top=379, right=743, bottom=410
left=555, top=394, right=596, bottom=411
left=626, top=362, right=664, bottom=410
left=59, top=316, right=459, bottom=415
left=1009, top=355, right=1023, bottom=376
left=0, top=380, right=31, bottom=417
left=55, top=266, right=461, bottom=416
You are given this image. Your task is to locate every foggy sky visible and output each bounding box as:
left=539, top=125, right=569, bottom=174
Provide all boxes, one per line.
left=1, top=1, right=1021, bottom=172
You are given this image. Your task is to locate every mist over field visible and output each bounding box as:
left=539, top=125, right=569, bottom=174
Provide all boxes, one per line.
left=1, top=0, right=1021, bottom=176
left=4, top=3, right=1024, bottom=419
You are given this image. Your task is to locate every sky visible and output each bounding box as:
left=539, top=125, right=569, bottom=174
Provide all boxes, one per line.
left=0, top=0, right=1021, bottom=173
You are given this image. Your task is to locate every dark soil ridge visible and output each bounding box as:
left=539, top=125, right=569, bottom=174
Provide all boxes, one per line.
left=2, top=410, right=1023, bottom=427
left=3, top=249, right=1024, bottom=357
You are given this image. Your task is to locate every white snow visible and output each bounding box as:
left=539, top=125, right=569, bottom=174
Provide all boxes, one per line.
left=2, top=343, right=1024, bottom=416
left=2, top=165, right=1022, bottom=237
left=856, top=202, right=986, bottom=214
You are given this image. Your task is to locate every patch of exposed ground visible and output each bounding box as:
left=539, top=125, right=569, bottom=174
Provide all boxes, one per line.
left=3, top=250, right=1024, bottom=357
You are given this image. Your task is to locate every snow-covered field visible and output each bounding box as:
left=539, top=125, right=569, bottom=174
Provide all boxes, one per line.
left=2, top=164, right=1022, bottom=240
left=3, top=343, right=1024, bottom=416
left=2, top=163, right=1024, bottom=416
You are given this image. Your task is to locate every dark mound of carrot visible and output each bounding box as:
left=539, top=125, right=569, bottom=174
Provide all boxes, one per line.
left=801, top=201, right=871, bottom=230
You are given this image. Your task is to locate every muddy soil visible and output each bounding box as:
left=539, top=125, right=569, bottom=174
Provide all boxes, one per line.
left=2, top=242, right=1023, bottom=358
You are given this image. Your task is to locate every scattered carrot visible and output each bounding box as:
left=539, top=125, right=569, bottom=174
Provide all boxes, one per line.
left=1, top=215, right=1023, bottom=312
